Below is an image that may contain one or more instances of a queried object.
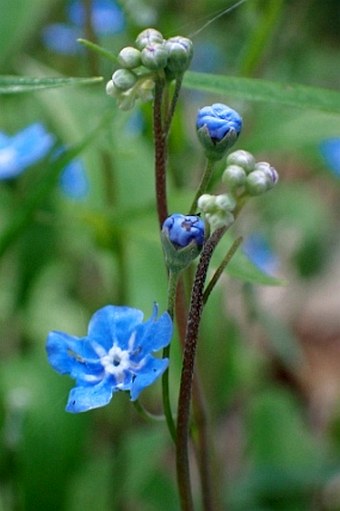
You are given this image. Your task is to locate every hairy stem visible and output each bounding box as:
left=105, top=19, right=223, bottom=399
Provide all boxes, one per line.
left=153, top=79, right=168, bottom=227
left=176, top=227, right=226, bottom=511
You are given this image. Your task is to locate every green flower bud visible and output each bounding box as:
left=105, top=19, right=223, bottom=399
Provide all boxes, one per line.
left=226, top=150, right=256, bottom=173
left=141, top=43, right=168, bottom=70
left=136, top=28, right=164, bottom=50
left=111, top=69, right=137, bottom=91
left=215, top=193, right=236, bottom=211
left=137, top=77, right=155, bottom=102
left=118, top=47, right=142, bottom=69
left=165, top=36, right=193, bottom=74
left=254, top=161, right=279, bottom=189
left=206, top=211, right=234, bottom=230
left=245, top=170, right=269, bottom=195
left=222, top=164, right=247, bottom=189
left=197, top=194, right=216, bottom=211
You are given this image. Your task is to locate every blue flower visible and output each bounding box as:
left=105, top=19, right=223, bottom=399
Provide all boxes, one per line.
left=162, top=213, right=205, bottom=248
left=196, top=103, right=242, bottom=142
left=320, top=138, right=340, bottom=177
left=42, top=0, right=125, bottom=55
left=243, top=233, right=279, bottom=276
left=59, top=157, right=89, bottom=200
left=0, top=123, right=55, bottom=180
left=46, top=304, right=173, bottom=413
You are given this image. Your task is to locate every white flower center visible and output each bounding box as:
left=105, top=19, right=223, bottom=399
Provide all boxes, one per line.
left=100, top=345, right=131, bottom=377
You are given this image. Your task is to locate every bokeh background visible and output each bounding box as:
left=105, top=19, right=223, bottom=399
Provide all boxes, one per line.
left=0, top=0, right=340, bottom=509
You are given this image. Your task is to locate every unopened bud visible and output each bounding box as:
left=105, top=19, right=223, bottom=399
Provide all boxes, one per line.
left=141, top=43, right=168, bottom=70
left=111, top=69, right=137, bottom=91
left=118, top=47, right=142, bottom=69
left=136, top=28, right=164, bottom=50
left=226, top=150, right=256, bottom=173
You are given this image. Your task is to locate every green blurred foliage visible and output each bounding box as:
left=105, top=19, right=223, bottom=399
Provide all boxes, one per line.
left=1, top=0, right=340, bottom=509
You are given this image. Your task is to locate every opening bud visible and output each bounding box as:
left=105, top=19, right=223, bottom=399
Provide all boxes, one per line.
left=196, top=103, right=243, bottom=161
left=161, top=214, right=205, bottom=272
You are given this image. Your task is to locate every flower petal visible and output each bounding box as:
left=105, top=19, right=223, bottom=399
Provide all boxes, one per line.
left=66, top=378, right=115, bottom=413
left=87, top=305, right=144, bottom=350
left=130, top=356, right=169, bottom=401
left=132, top=309, right=173, bottom=359
left=46, top=331, right=101, bottom=380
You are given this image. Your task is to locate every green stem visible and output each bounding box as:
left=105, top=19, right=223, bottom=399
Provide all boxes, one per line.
left=162, top=269, right=180, bottom=443
left=189, top=158, right=215, bottom=215
left=203, top=236, right=243, bottom=305
left=176, top=227, right=227, bottom=511
left=133, top=400, right=166, bottom=422
left=164, top=75, right=184, bottom=136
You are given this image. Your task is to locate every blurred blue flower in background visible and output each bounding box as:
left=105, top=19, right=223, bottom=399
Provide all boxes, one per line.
left=0, top=122, right=88, bottom=200
left=0, top=123, right=55, bottom=180
left=320, top=138, right=340, bottom=177
left=42, top=0, right=125, bottom=54
left=243, top=233, right=279, bottom=276
left=46, top=304, right=173, bottom=413
left=59, top=157, right=89, bottom=199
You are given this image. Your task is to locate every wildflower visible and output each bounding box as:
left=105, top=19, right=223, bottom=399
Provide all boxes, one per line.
left=320, top=138, right=340, bottom=177
left=46, top=304, right=173, bottom=413
left=161, top=214, right=205, bottom=272
left=59, top=158, right=88, bottom=200
left=196, top=103, right=243, bottom=160
left=42, top=0, right=125, bottom=55
left=0, top=123, right=54, bottom=180
left=243, top=233, right=279, bottom=276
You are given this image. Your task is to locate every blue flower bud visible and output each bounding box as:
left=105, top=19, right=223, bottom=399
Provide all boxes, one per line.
left=196, top=103, right=243, bottom=161
left=161, top=213, right=205, bottom=272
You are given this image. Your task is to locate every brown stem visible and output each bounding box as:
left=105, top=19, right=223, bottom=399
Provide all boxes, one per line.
left=175, top=277, right=215, bottom=511
left=153, top=79, right=168, bottom=228
left=176, top=227, right=226, bottom=511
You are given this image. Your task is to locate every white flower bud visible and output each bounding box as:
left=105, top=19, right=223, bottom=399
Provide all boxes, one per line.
left=118, top=47, right=142, bottom=69
left=226, top=150, right=256, bottom=173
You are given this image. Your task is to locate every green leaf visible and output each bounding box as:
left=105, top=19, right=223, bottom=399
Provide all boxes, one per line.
left=184, top=71, right=340, bottom=114
left=0, top=76, right=103, bottom=94
left=77, top=38, right=118, bottom=64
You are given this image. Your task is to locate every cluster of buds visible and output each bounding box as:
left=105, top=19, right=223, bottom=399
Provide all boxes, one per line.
left=198, top=193, right=236, bottom=231
left=198, top=150, right=279, bottom=231
left=222, top=150, right=279, bottom=196
left=106, top=28, right=193, bottom=110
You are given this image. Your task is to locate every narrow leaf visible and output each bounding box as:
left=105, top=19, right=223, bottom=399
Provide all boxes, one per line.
left=184, top=71, right=340, bottom=114
left=0, top=76, right=103, bottom=94
left=77, top=38, right=118, bottom=64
